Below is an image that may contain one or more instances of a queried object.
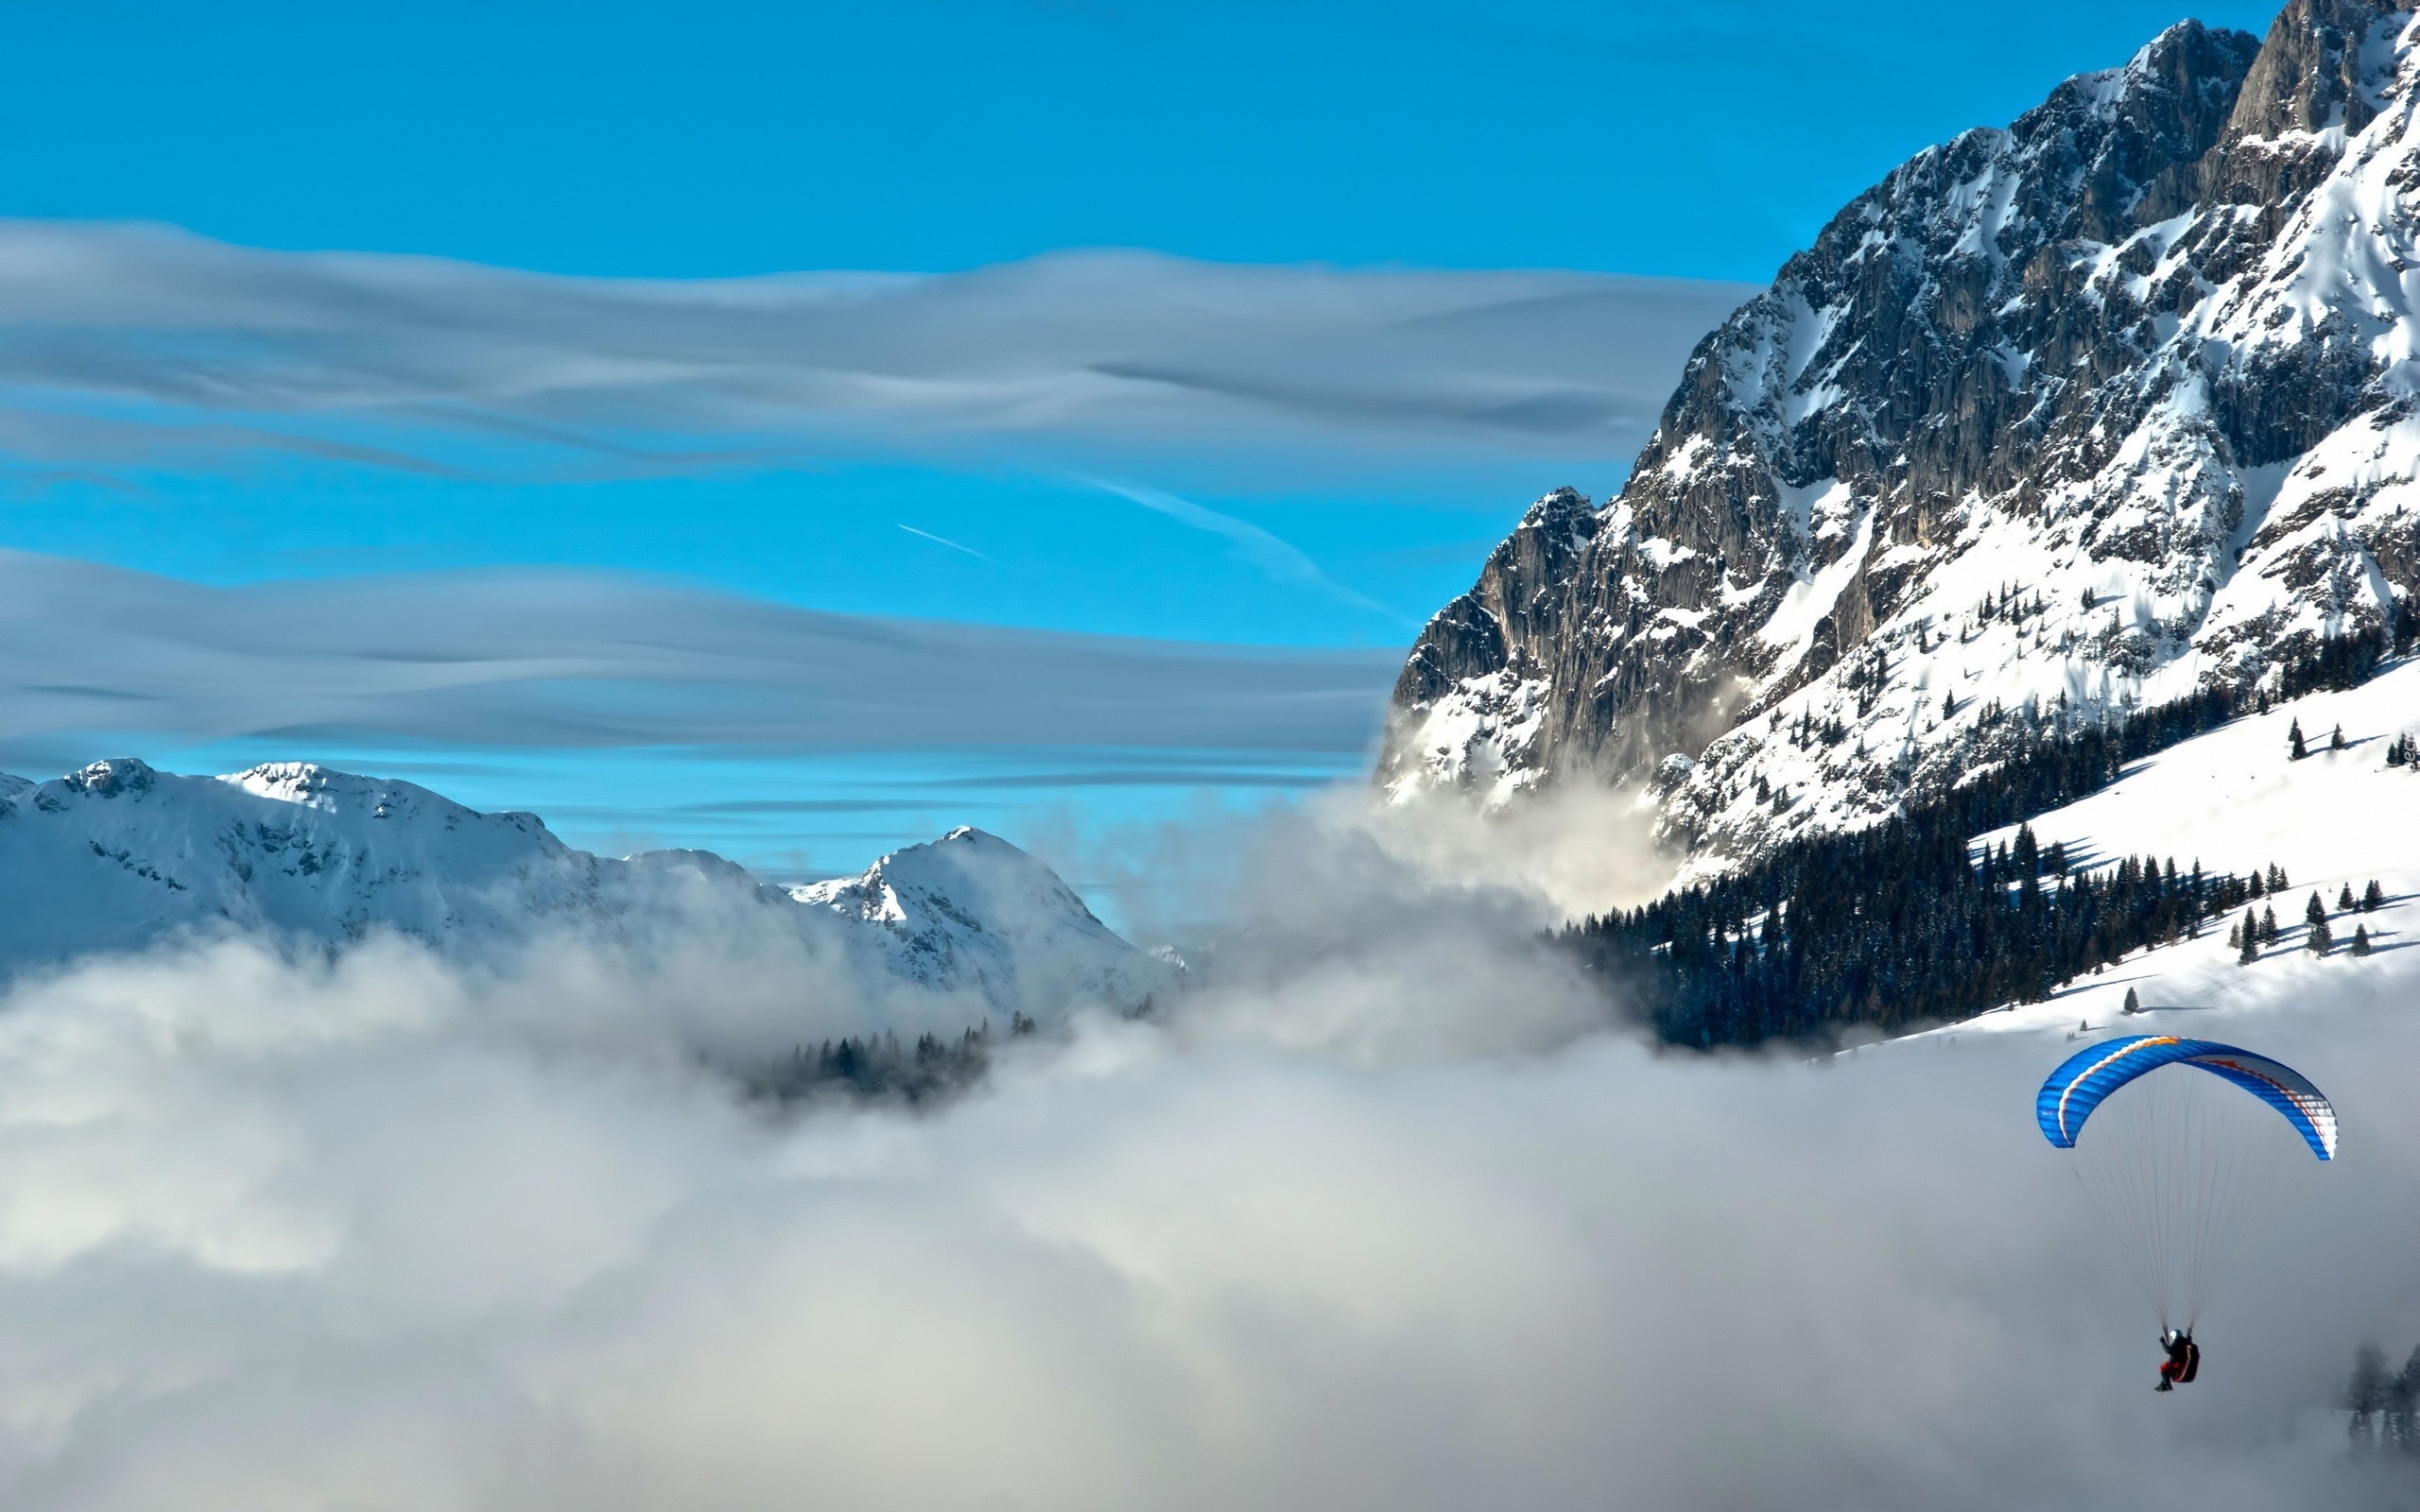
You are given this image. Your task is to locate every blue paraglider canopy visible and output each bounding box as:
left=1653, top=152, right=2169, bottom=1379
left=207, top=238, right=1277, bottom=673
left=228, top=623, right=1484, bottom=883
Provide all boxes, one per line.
left=2036, top=1035, right=2337, bottom=1160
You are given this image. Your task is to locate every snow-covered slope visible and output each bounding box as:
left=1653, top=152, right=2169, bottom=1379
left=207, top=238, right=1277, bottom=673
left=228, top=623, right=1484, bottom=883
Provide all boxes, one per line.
left=1918, top=657, right=2420, bottom=1041
left=0, top=757, right=1165, bottom=1019
left=790, top=827, right=1169, bottom=1016
left=1383, top=0, right=2420, bottom=868
left=0, top=759, right=615, bottom=961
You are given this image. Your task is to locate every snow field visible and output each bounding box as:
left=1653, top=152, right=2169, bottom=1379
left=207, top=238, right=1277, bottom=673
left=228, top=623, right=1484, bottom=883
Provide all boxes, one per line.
left=1929, top=656, right=2420, bottom=1042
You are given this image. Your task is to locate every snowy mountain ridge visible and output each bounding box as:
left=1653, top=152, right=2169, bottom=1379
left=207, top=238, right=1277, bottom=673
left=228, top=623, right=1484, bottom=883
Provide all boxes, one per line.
left=789, top=825, right=1170, bottom=1015
left=1382, top=0, right=2420, bottom=867
left=0, top=756, right=1165, bottom=1019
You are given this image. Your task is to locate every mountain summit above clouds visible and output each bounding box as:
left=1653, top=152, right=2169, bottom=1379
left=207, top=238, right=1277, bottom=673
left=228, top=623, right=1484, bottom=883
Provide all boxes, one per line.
left=0, top=757, right=1163, bottom=1018
left=788, top=826, right=1169, bottom=1015
left=1383, top=0, right=2420, bottom=863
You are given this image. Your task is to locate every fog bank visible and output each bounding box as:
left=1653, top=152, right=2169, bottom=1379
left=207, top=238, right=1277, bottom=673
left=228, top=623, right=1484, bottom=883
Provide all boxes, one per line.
left=0, top=916, right=2409, bottom=1509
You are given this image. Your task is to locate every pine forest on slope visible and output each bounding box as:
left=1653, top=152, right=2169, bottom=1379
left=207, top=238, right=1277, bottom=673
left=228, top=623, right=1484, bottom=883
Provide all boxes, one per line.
left=1572, top=645, right=2377, bottom=1046
left=1580, top=646, right=2420, bottom=1049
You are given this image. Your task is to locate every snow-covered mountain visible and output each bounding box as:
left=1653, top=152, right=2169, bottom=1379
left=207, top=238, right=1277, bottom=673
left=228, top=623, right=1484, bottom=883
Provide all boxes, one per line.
left=0, top=757, right=1166, bottom=1018
left=1383, top=0, right=2420, bottom=864
left=790, top=827, right=1170, bottom=1015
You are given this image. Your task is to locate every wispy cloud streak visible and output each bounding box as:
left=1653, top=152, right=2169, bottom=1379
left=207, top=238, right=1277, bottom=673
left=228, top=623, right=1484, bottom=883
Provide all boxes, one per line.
left=0, top=221, right=1754, bottom=479
left=0, top=549, right=1401, bottom=771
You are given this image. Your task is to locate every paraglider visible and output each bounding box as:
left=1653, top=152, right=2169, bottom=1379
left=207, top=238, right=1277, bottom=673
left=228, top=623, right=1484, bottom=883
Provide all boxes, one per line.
left=2155, top=1329, right=2198, bottom=1392
left=2036, top=1034, right=2335, bottom=1388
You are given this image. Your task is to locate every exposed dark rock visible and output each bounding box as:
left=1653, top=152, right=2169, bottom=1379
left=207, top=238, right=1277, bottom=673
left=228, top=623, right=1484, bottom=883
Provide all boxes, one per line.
left=1382, top=0, right=2420, bottom=866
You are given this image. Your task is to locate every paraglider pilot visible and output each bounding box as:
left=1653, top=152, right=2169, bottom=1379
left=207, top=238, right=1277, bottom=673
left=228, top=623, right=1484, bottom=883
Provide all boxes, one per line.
left=2155, top=1329, right=2199, bottom=1392
left=2034, top=1035, right=2337, bottom=1391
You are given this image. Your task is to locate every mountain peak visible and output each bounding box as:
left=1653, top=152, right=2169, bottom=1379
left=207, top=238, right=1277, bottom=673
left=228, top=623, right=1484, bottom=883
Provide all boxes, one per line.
left=61, top=757, right=157, bottom=798
left=1380, top=0, right=2420, bottom=863
left=2224, top=0, right=2413, bottom=143
left=2112, top=16, right=2265, bottom=102
left=792, top=825, right=1163, bottom=1012
left=0, top=757, right=1166, bottom=1020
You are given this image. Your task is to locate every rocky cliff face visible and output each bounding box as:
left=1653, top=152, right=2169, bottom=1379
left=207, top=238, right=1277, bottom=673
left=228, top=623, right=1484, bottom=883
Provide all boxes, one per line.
left=1383, top=0, right=2420, bottom=863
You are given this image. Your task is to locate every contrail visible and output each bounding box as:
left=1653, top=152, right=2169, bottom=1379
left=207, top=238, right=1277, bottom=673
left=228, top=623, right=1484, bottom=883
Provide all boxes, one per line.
left=896, top=523, right=993, bottom=561
left=1089, top=478, right=1404, bottom=624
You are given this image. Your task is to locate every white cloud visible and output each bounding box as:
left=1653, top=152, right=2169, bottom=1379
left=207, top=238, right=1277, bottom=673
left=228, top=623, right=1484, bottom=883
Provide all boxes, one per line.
left=0, top=914, right=2399, bottom=1510
left=0, top=548, right=1400, bottom=768
left=0, top=773, right=2400, bottom=1509
left=0, top=221, right=1754, bottom=479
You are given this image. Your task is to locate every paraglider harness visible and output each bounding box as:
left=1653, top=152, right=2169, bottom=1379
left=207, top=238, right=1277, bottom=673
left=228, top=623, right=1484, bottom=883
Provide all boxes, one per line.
left=2156, top=1330, right=2200, bottom=1392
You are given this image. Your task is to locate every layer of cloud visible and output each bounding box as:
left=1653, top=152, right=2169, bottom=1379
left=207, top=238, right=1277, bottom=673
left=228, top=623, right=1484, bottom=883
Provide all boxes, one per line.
left=1035, top=782, right=1682, bottom=1059
left=0, top=220, right=1754, bottom=479
left=0, top=903, right=2407, bottom=1509
left=0, top=548, right=1400, bottom=767
left=0, top=752, right=2408, bottom=1508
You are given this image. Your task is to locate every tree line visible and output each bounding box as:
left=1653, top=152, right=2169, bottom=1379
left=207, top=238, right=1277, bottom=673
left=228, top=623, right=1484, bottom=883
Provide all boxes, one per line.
left=1566, top=625, right=2410, bottom=1049
left=749, top=1014, right=1040, bottom=1106
left=2347, top=1343, right=2420, bottom=1452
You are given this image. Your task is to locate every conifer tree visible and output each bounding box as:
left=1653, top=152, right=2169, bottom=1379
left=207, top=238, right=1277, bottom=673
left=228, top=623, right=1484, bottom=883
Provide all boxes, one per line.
left=2364, top=880, right=2385, bottom=912
left=2353, top=925, right=2374, bottom=957
left=2353, top=1345, right=2393, bottom=1448
left=2122, top=987, right=2140, bottom=1015
left=2390, top=1347, right=2420, bottom=1451
left=1564, top=626, right=2414, bottom=1051
left=2290, top=718, right=2308, bottom=760
left=2342, top=884, right=2358, bottom=911
left=2332, top=723, right=2346, bottom=750
left=2308, top=891, right=2329, bottom=929
left=2228, top=919, right=2241, bottom=948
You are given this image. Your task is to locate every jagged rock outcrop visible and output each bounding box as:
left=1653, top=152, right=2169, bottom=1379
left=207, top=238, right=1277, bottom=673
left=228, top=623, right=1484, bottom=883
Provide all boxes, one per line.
left=1382, top=0, right=2420, bottom=865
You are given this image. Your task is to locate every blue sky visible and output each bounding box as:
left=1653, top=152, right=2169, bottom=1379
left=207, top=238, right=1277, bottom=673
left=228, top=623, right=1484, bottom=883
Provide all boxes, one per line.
left=0, top=0, right=2283, bottom=892
left=0, top=0, right=2277, bottom=279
